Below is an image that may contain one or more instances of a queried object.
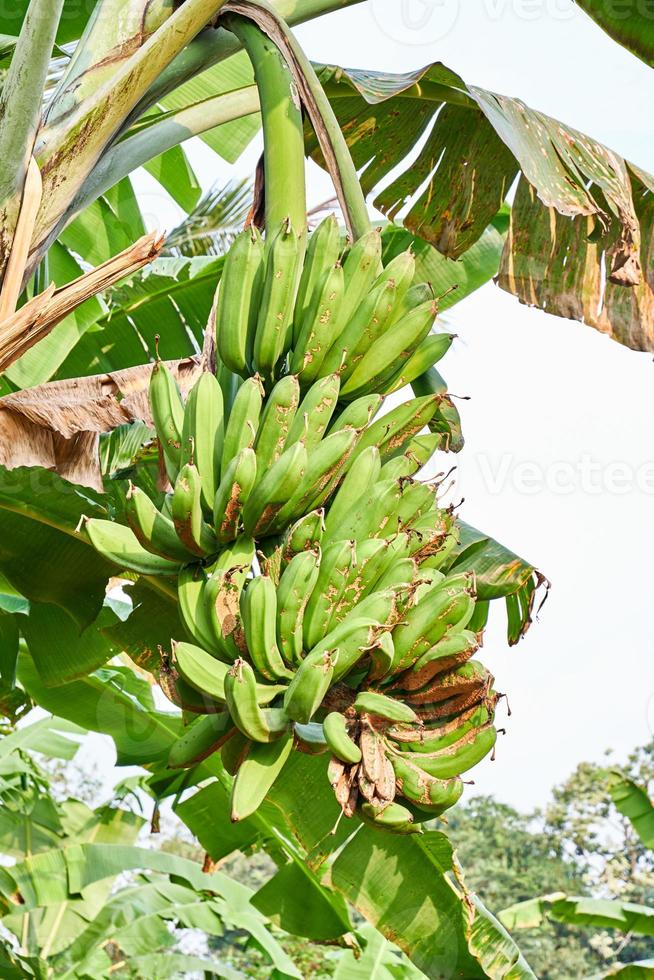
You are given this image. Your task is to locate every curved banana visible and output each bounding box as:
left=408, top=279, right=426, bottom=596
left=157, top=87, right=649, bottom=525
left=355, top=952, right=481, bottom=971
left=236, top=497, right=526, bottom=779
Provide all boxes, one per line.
left=168, top=713, right=236, bottom=769
left=353, top=691, right=418, bottom=724
left=323, top=711, right=361, bottom=764
left=254, top=374, right=300, bottom=473
left=213, top=447, right=258, bottom=544
left=172, top=463, right=218, bottom=557
left=241, top=442, right=308, bottom=537
left=253, top=218, right=302, bottom=377
left=283, top=649, right=336, bottom=725
left=215, top=226, right=265, bottom=375
left=125, top=483, right=194, bottom=562
left=225, top=659, right=290, bottom=743
left=84, top=519, right=182, bottom=577
left=276, top=548, right=321, bottom=667
left=149, top=359, right=185, bottom=482
left=221, top=376, right=263, bottom=474
left=292, top=213, right=342, bottom=344
left=241, top=575, right=294, bottom=681
left=231, top=729, right=294, bottom=822
left=285, top=373, right=340, bottom=451
left=291, top=261, right=345, bottom=384
left=180, top=372, right=224, bottom=513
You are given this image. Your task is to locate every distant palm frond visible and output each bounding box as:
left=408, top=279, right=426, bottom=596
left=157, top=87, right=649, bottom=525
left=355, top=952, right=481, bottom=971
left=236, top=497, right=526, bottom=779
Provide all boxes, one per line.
left=165, top=178, right=253, bottom=257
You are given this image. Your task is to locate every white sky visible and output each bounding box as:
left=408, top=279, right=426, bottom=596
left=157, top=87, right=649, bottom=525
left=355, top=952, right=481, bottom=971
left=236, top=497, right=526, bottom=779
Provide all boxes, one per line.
left=126, top=0, right=654, bottom=811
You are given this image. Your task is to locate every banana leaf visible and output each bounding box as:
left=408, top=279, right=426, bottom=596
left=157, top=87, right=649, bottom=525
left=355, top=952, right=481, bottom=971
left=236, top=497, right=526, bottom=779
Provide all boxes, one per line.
left=0, top=467, right=112, bottom=628
left=0, top=1, right=93, bottom=44
left=16, top=656, right=183, bottom=768
left=588, top=962, right=654, bottom=979
left=574, top=1, right=654, bottom=67
left=609, top=775, right=654, bottom=851
left=447, top=521, right=546, bottom=644
left=308, top=61, right=654, bottom=353
left=334, top=923, right=427, bottom=979
left=499, top=893, right=654, bottom=937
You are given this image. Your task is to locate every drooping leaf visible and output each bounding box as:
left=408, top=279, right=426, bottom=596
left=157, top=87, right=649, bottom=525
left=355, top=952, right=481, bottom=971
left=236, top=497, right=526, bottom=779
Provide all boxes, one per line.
left=447, top=521, right=546, bottom=644
left=334, top=923, right=427, bottom=979
left=499, top=893, right=654, bottom=938
left=144, top=144, right=202, bottom=214
left=253, top=859, right=351, bottom=941
left=16, top=655, right=182, bottom=768
left=609, top=775, right=654, bottom=851
left=0, top=467, right=112, bottom=627
left=574, top=0, right=654, bottom=67
left=21, top=602, right=119, bottom=686
left=311, top=61, right=654, bottom=352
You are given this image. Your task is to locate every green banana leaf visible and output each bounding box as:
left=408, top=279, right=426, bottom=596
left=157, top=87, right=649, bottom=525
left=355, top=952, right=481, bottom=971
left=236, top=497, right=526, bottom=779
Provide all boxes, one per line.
left=308, top=61, right=654, bottom=354
left=0, top=467, right=112, bottom=628
left=608, top=774, right=654, bottom=851
left=0, top=1, right=91, bottom=44
left=56, top=255, right=223, bottom=380
left=499, top=893, right=654, bottom=938
left=574, top=0, right=654, bottom=67
left=587, top=961, right=654, bottom=979
left=334, top=923, right=427, bottom=979
left=447, top=521, right=546, bottom=644
left=381, top=218, right=506, bottom=315
left=16, top=655, right=183, bottom=768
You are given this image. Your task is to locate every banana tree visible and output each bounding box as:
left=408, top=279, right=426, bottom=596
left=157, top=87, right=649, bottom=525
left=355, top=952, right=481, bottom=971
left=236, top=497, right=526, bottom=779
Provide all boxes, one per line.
left=500, top=774, right=654, bottom=978
left=0, top=1, right=651, bottom=977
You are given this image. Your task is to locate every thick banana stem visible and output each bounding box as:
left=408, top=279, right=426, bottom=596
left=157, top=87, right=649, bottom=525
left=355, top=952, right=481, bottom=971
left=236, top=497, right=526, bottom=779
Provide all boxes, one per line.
left=225, top=0, right=371, bottom=241
left=225, top=13, right=308, bottom=242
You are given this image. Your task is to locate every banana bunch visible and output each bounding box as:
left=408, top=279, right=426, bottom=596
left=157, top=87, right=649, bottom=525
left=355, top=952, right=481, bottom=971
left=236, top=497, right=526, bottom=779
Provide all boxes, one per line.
left=213, top=216, right=453, bottom=398
left=84, top=213, right=504, bottom=833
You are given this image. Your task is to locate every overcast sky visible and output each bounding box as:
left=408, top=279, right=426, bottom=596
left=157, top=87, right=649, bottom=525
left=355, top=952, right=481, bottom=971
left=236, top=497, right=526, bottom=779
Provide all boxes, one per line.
left=126, top=1, right=654, bottom=811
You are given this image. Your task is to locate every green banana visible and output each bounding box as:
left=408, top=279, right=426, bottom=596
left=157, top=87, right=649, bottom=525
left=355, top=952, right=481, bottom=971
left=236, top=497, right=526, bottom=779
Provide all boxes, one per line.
left=254, top=374, right=300, bottom=473
left=283, top=649, right=336, bottom=724
left=407, top=659, right=490, bottom=708
left=320, top=278, right=397, bottom=381
left=231, top=729, right=294, bottom=821
left=215, top=226, right=265, bottom=375
left=221, top=731, right=251, bottom=776
left=382, top=332, right=454, bottom=396
left=302, top=539, right=356, bottom=651
left=392, top=579, right=476, bottom=672
left=221, top=376, right=263, bottom=474
left=124, top=483, right=194, bottom=562
left=339, top=228, right=383, bottom=329
left=168, top=712, right=236, bottom=769
left=292, top=214, right=342, bottom=345
left=397, top=629, right=480, bottom=692
left=294, top=722, right=328, bottom=755
left=353, top=691, right=418, bottom=724
left=291, top=261, right=345, bottom=384
left=178, top=564, right=226, bottom=658
left=216, top=359, right=243, bottom=418
left=281, top=509, right=324, bottom=564
left=241, top=442, right=308, bottom=537
left=391, top=724, right=497, bottom=779
left=380, top=432, right=441, bottom=480
left=390, top=752, right=463, bottom=814
left=172, top=463, right=218, bottom=557
left=213, top=447, right=258, bottom=544
left=323, top=445, right=381, bottom=542
left=253, top=218, right=302, bottom=376
left=204, top=537, right=255, bottom=659
left=368, top=630, right=396, bottom=682
left=389, top=281, right=433, bottom=326
left=174, top=641, right=285, bottom=705
left=323, top=711, right=361, bottom=764
left=225, top=659, right=290, bottom=743
left=180, top=373, right=224, bottom=512
left=373, top=249, right=416, bottom=308
left=84, top=519, right=182, bottom=576
left=158, top=662, right=225, bottom=715
left=398, top=703, right=495, bottom=754
left=149, top=359, right=184, bottom=481
left=328, top=393, right=384, bottom=435
left=276, top=548, right=321, bottom=667
left=340, top=299, right=437, bottom=400
left=324, top=538, right=389, bottom=632
left=360, top=800, right=422, bottom=835
left=241, top=576, right=294, bottom=681
left=285, top=373, right=340, bottom=451
left=351, top=394, right=441, bottom=464
left=306, top=616, right=380, bottom=684
left=272, top=428, right=358, bottom=530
